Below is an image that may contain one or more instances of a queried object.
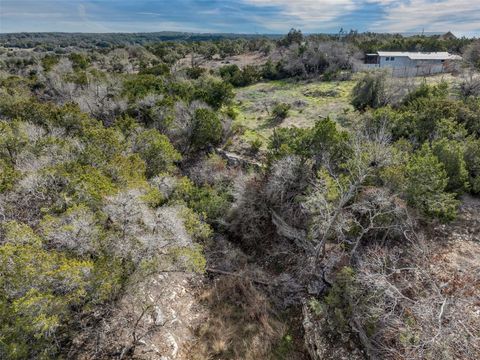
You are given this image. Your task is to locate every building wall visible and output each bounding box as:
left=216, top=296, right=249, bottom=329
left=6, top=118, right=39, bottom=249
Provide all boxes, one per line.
left=378, top=56, right=450, bottom=77
left=358, top=55, right=460, bottom=77
left=379, top=55, right=411, bottom=68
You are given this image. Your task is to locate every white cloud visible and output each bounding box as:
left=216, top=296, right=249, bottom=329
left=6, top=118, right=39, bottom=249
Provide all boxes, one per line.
left=244, top=0, right=479, bottom=35
left=244, top=0, right=356, bottom=29
left=371, top=0, right=480, bottom=33
left=365, top=0, right=398, bottom=4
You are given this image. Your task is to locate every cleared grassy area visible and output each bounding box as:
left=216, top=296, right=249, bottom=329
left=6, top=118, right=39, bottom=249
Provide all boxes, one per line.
left=228, top=73, right=462, bottom=154
left=230, top=79, right=356, bottom=152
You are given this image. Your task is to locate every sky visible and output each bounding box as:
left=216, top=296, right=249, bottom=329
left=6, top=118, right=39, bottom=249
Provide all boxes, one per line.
left=0, top=0, right=479, bottom=36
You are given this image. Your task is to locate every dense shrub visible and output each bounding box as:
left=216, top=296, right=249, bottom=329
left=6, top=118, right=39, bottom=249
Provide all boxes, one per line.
left=463, top=40, right=480, bottom=69
left=191, top=108, right=223, bottom=150
left=123, top=74, right=165, bottom=99
left=41, top=54, right=60, bottom=72
left=186, top=66, right=206, bottom=79
left=139, top=63, right=170, bottom=76
left=0, top=159, right=19, bottom=192
left=351, top=71, right=388, bottom=111
left=171, top=177, right=231, bottom=222
left=279, top=28, right=304, bottom=47
left=69, top=52, right=89, bottom=70
left=134, top=129, right=181, bottom=177
left=0, top=243, right=121, bottom=358
left=194, top=76, right=234, bottom=109
left=268, top=118, right=350, bottom=168
left=261, top=60, right=282, bottom=80
left=431, top=139, right=469, bottom=193
left=271, top=102, right=291, bottom=122
left=219, top=64, right=261, bottom=87
left=464, top=138, right=480, bottom=193
left=405, top=144, right=459, bottom=221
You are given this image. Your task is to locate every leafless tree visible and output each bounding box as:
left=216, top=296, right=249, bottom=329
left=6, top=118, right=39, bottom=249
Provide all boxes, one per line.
left=463, top=40, right=480, bottom=70
left=103, top=189, right=195, bottom=264
left=40, top=204, right=100, bottom=255
left=305, top=130, right=395, bottom=266
left=458, top=70, right=480, bottom=99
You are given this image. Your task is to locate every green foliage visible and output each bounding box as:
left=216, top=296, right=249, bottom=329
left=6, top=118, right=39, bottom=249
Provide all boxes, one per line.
left=65, top=70, right=88, bottom=86
left=268, top=127, right=310, bottom=160
left=431, top=139, right=469, bottom=193
left=225, top=105, right=239, bottom=119
left=134, top=129, right=181, bottom=177
left=280, top=28, right=304, bottom=47
left=0, top=119, right=28, bottom=165
left=309, top=118, right=351, bottom=163
left=68, top=53, right=89, bottom=71
left=169, top=244, right=206, bottom=273
left=271, top=102, right=291, bottom=122
left=0, top=159, right=20, bottom=193
left=0, top=244, right=95, bottom=358
left=79, top=124, right=126, bottom=167
left=55, top=163, right=118, bottom=208
left=261, top=59, right=281, bottom=80
left=434, top=118, right=468, bottom=141
left=363, top=81, right=480, bottom=201
left=123, top=74, right=165, bottom=99
left=194, top=76, right=234, bottom=109
left=107, top=154, right=147, bottom=187
left=464, top=138, right=480, bottom=193
left=249, top=138, right=263, bottom=154
left=351, top=71, right=387, bottom=111
left=2, top=221, right=42, bottom=247
left=139, top=63, right=170, bottom=76
left=405, top=101, right=460, bottom=143
left=273, top=334, right=294, bottom=359
left=0, top=98, right=90, bottom=135
left=219, top=64, right=261, bottom=87
left=52, top=102, right=93, bottom=134
left=180, top=207, right=213, bottom=242
left=165, top=80, right=196, bottom=102
left=268, top=118, right=350, bottom=167
left=172, top=177, right=231, bottom=222
left=403, top=81, right=449, bottom=105
left=457, top=98, right=480, bottom=137
left=114, top=115, right=139, bottom=138
left=41, top=54, right=59, bottom=72
left=186, top=66, right=207, bottom=79
left=139, top=185, right=164, bottom=207
left=240, top=65, right=261, bottom=86
left=0, top=76, right=33, bottom=97
left=89, top=256, right=124, bottom=303
left=311, top=267, right=358, bottom=336
left=371, top=82, right=479, bottom=146
left=191, top=108, right=223, bottom=150
left=219, top=64, right=242, bottom=82
left=405, top=144, right=459, bottom=221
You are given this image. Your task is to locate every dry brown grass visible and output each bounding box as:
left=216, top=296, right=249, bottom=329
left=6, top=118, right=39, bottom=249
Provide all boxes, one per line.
left=188, top=275, right=287, bottom=360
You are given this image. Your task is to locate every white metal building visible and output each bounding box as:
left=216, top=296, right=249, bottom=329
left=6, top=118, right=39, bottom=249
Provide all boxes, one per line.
left=363, top=51, right=462, bottom=77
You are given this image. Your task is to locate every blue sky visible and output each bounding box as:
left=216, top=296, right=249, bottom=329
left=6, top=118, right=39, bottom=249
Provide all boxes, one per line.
left=1, top=0, right=479, bottom=36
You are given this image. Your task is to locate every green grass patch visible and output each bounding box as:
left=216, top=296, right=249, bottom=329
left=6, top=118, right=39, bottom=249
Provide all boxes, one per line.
left=231, top=80, right=356, bottom=153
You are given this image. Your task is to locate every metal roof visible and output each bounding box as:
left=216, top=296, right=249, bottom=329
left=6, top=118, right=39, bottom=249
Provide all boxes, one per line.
left=376, top=51, right=462, bottom=60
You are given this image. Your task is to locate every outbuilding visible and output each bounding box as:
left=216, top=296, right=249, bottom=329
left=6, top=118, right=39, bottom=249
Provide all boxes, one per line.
left=363, top=51, right=462, bottom=76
